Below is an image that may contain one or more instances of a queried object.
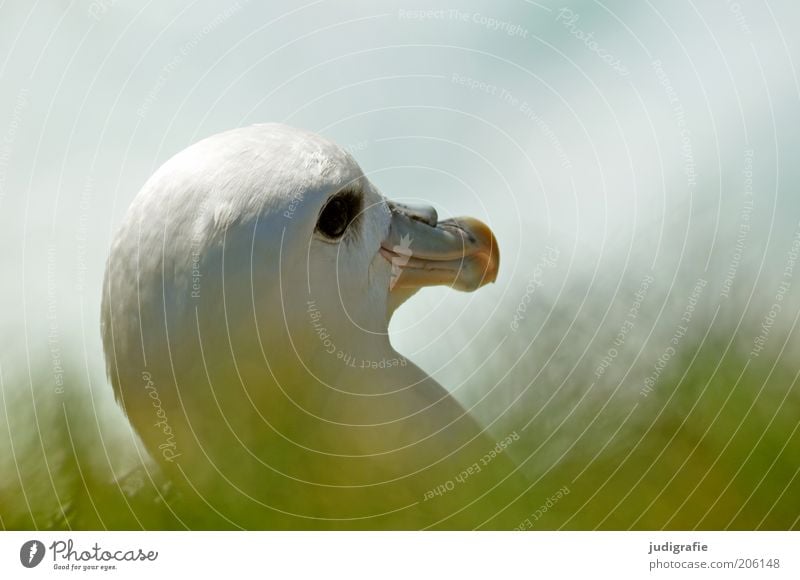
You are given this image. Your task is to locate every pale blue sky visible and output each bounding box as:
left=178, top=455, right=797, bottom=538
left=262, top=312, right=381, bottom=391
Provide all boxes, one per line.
left=1, top=0, right=799, bottom=415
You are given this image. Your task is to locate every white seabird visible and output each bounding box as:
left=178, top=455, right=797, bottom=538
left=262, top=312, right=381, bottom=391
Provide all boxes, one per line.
left=101, top=123, right=527, bottom=529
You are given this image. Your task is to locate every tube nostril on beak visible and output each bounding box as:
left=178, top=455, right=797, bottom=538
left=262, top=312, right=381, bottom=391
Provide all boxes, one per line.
left=388, top=200, right=438, bottom=227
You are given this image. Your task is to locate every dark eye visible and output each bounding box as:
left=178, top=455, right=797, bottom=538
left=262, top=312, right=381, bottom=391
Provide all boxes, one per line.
left=316, top=191, right=360, bottom=239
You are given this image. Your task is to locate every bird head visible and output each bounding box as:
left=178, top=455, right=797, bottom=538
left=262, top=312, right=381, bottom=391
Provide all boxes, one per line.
left=100, top=124, right=500, bottom=519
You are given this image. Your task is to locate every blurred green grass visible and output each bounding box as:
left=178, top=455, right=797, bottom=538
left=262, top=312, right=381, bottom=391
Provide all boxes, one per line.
left=2, top=328, right=797, bottom=530
left=498, top=333, right=800, bottom=530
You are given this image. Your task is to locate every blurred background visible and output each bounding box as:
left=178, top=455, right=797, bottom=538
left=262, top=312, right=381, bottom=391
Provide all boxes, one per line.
left=1, top=0, right=798, bottom=529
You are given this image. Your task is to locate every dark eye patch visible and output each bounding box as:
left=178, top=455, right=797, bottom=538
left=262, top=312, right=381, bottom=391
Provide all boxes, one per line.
left=315, top=189, right=361, bottom=240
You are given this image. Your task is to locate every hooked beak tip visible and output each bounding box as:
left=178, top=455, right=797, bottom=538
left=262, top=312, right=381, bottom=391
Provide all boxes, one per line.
left=457, top=216, right=500, bottom=286
left=381, top=210, right=500, bottom=293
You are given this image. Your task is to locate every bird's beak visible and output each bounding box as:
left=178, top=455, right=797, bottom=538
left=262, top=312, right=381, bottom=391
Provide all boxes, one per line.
left=379, top=200, right=500, bottom=292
